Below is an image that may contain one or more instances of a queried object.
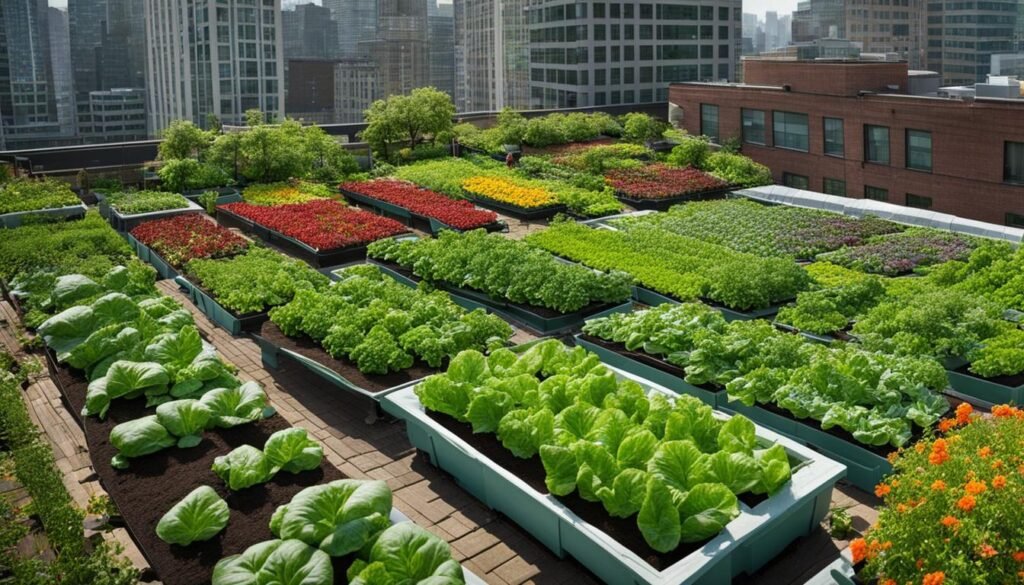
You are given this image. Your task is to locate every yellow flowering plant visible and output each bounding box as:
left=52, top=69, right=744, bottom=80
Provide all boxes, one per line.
left=853, top=403, right=1024, bottom=585
left=242, top=181, right=334, bottom=206
left=461, top=176, right=558, bottom=209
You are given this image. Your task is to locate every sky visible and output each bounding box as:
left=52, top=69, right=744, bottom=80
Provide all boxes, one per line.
left=48, top=0, right=799, bottom=21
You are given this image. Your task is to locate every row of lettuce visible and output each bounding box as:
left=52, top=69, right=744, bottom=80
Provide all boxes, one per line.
left=0, top=213, right=474, bottom=584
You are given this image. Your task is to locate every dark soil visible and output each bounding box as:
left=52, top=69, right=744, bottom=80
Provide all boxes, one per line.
left=50, top=351, right=346, bottom=585
left=953, top=362, right=1024, bottom=388
left=425, top=410, right=768, bottom=572
left=259, top=320, right=438, bottom=394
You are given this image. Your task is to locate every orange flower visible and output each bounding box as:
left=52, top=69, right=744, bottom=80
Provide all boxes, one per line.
left=993, top=475, right=1008, bottom=489
left=992, top=404, right=1018, bottom=418
left=875, top=482, right=892, bottom=498
left=929, top=439, right=950, bottom=465
left=956, top=402, right=973, bottom=425
left=1013, top=551, right=1024, bottom=562
left=850, top=538, right=867, bottom=564
left=915, top=442, right=926, bottom=453
left=940, top=515, right=960, bottom=528
left=957, top=495, right=976, bottom=512
left=978, top=446, right=992, bottom=458
left=897, top=503, right=908, bottom=513
left=931, top=479, right=947, bottom=491
left=980, top=543, right=998, bottom=558
left=881, top=580, right=896, bottom=585
left=922, top=571, right=945, bottom=585
left=992, top=459, right=1004, bottom=470
left=938, top=418, right=956, bottom=433
left=965, top=480, right=987, bottom=495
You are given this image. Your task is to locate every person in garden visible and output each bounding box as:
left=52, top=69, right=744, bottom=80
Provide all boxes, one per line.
left=506, top=152, right=516, bottom=168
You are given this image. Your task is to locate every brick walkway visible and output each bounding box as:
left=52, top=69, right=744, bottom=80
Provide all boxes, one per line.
left=0, top=273, right=879, bottom=585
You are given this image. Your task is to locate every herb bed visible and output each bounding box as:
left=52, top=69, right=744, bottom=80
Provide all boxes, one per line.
left=107, top=199, right=204, bottom=233
left=175, top=275, right=270, bottom=336
left=0, top=202, right=88, bottom=228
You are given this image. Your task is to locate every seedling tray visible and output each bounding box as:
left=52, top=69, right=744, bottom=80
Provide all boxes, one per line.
left=632, top=286, right=785, bottom=322
left=107, top=199, right=204, bottom=233
left=0, top=202, right=88, bottom=228
left=947, top=365, right=1024, bottom=405
left=465, top=194, right=567, bottom=220
left=382, top=365, right=845, bottom=585
left=174, top=275, right=268, bottom=336
left=369, top=260, right=631, bottom=335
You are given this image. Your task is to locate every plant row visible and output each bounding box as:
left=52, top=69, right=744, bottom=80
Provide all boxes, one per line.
left=605, top=164, right=728, bottom=201
left=526, top=220, right=810, bottom=311
left=107, top=191, right=192, bottom=216
left=341, top=179, right=499, bottom=229
left=241, top=180, right=334, bottom=206
left=367, top=229, right=633, bottom=314
left=268, top=264, right=513, bottom=374
left=583, top=302, right=951, bottom=448
left=219, top=199, right=408, bottom=252
left=816, top=228, right=979, bottom=276
left=416, top=339, right=794, bottom=552
left=131, top=214, right=250, bottom=267
left=0, top=177, right=80, bottom=215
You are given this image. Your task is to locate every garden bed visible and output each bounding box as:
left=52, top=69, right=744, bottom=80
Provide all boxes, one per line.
left=182, top=186, right=242, bottom=203
left=382, top=370, right=845, bottom=585
left=947, top=363, right=1024, bottom=405
left=465, top=195, right=567, bottom=221
left=370, top=259, right=628, bottom=334
left=253, top=321, right=437, bottom=423
left=125, top=233, right=181, bottom=281
left=615, top=185, right=735, bottom=212
left=339, top=181, right=506, bottom=235
left=0, top=202, right=88, bottom=229
left=632, top=285, right=788, bottom=322
left=107, top=199, right=204, bottom=233
left=174, top=275, right=269, bottom=336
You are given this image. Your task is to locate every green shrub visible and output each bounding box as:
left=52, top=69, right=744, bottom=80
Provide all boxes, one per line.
left=666, top=137, right=710, bottom=169
left=705, top=151, right=773, bottom=187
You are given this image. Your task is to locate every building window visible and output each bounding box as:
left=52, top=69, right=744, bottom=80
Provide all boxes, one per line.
left=864, top=185, right=889, bottom=201
left=773, top=111, right=809, bottom=152
left=823, top=178, right=846, bottom=196
left=906, top=130, right=932, bottom=172
left=823, top=117, right=844, bottom=157
left=906, top=193, right=933, bottom=209
left=1004, top=141, right=1024, bottom=183
left=741, top=109, right=765, bottom=145
left=864, top=125, right=890, bottom=165
left=783, top=173, right=809, bottom=189
left=700, top=104, right=719, bottom=143
left=1006, top=212, right=1024, bottom=228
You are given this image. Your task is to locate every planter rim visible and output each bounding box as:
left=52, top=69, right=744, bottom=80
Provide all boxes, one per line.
left=382, top=362, right=846, bottom=584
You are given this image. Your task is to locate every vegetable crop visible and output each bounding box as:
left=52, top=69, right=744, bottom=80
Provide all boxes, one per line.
left=107, top=191, right=192, bottom=215
left=212, top=427, right=323, bottom=490
left=186, top=248, right=331, bottom=314
left=220, top=199, right=408, bottom=252
left=130, top=214, right=249, bottom=267
left=269, top=264, right=513, bottom=374
left=605, top=164, right=727, bottom=200
left=340, top=179, right=498, bottom=230
left=817, top=228, right=978, bottom=275
left=368, top=229, right=633, bottom=314
left=156, top=486, right=230, bottom=546
left=0, top=177, right=80, bottom=214
left=415, top=339, right=794, bottom=552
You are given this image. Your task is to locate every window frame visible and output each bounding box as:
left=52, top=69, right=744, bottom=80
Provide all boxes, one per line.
left=782, top=172, right=809, bottom=190
left=823, top=177, right=847, bottom=197
left=864, top=124, right=891, bottom=165
left=823, top=117, right=844, bottom=158
left=1004, top=141, right=1024, bottom=184
left=772, top=111, right=810, bottom=152
left=741, top=108, right=765, bottom=146
left=905, top=193, right=933, bottom=209
left=864, top=185, right=889, bottom=201
left=905, top=129, right=933, bottom=172
left=700, top=103, right=720, bottom=144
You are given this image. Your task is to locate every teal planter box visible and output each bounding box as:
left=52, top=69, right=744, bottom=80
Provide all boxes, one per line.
left=803, top=552, right=855, bottom=585
left=718, top=399, right=891, bottom=492
left=383, top=366, right=846, bottom=585
left=947, top=369, right=1023, bottom=405
left=174, top=275, right=268, bottom=336
left=125, top=233, right=179, bottom=281
left=108, top=199, right=203, bottom=233
left=182, top=187, right=241, bottom=206
left=633, top=286, right=784, bottom=322
left=0, top=203, right=87, bottom=228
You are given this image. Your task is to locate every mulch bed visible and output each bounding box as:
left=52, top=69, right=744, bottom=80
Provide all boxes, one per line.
left=258, top=320, right=438, bottom=394
left=425, top=410, right=768, bottom=572
left=51, top=356, right=348, bottom=585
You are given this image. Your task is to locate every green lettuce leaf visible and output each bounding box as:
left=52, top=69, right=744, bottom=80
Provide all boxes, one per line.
left=264, top=428, right=323, bottom=475
left=348, top=523, right=465, bottom=585
left=156, top=485, right=230, bottom=546
left=637, top=476, right=681, bottom=553
left=678, top=483, right=739, bottom=543
left=200, top=382, right=274, bottom=428
left=156, top=399, right=213, bottom=448
left=213, top=445, right=274, bottom=491
left=269, top=479, right=392, bottom=557
left=212, top=539, right=333, bottom=585
left=109, top=415, right=176, bottom=468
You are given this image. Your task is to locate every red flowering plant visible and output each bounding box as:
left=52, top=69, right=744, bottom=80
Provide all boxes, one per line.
left=219, top=199, right=408, bottom=252
left=605, top=164, right=728, bottom=200
left=852, top=403, right=1024, bottom=585
left=340, top=179, right=498, bottom=230
left=130, top=214, right=249, bottom=267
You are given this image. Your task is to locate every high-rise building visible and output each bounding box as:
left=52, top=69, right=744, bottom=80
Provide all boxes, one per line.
left=454, top=0, right=530, bottom=112
left=145, top=0, right=285, bottom=132
left=526, top=0, right=741, bottom=109
left=765, top=11, right=779, bottom=52
left=778, top=14, right=792, bottom=47
left=928, top=0, right=1018, bottom=85
left=324, top=0, right=377, bottom=58
left=69, top=0, right=107, bottom=99
left=429, top=1, right=455, bottom=97
left=335, top=58, right=379, bottom=123
left=0, top=0, right=71, bottom=150
left=99, top=0, right=147, bottom=91
left=285, top=58, right=338, bottom=124
left=283, top=3, right=339, bottom=60
left=362, top=0, right=429, bottom=98
left=48, top=7, right=76, bottom=137
left=791, top=0, right=844, bottom=43
left=844, top=0, right=924, bottom=67
left=78, top=88, right=147, bottom=142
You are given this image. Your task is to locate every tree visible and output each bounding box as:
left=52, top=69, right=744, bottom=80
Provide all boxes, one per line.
left=361, top=87, right=455, bottom=159
left=245, top=109, right=265, bottom=127
left=238, top=120, right=306, bottom=182
left=494, top=107, right=527, bottom=146
left=159, top=120, right=212, bottom=161
left=302, top=125, right=359, bottom=182
left=622, top=112, right=665, bottom=144
left=667, top=136, right=711, bottom=169
left=207, top=132, right=244, bottom=182
left=206, top=114, right=223, bottom=133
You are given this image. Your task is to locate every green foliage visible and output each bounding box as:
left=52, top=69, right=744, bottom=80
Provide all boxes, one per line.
left=495, top=107, right=528, bottom=145
left=212, top=444, right=275, bottom=490
left=246, top=108, right=266, bottom=127
left=199, top=382, right=275, bottom=428
left=106, top=190, right=190, bottom=215
left=0, top=177, right=80, bottom=215
left=776, top=276, right=886, bottom=335
left=269, top=479, right=392, bottom=556
left=704, top=151, right=773, bottom=187
left=158, top=158, right=232, bottom=193
left=362, top=87, right=456, bottom=160
left=264, top=427, right=324, bottom=474
left=551, top=143, right=653, bottom=175
left=621, top=112, right=665, bottom=144
left=159, top=120, right=213, bottom=161
left=719, top=137, right=742, bottom=154
left=523, top=115, right=568, bottom=147
left=156, top=486, right=230, bottom=546
left=828, top=506, right=853, bottom=539
left=269, top=265, right=513, bottom=374
left=346, top=523, right=465, bottom=585
left=416, top=340, right=787, bottom=552
left=213, top=539, right=333, bottom=585
left=186, top=248, right=331, bottom=314
left=109, top=415, right=177, bottom=468
left=368, top=230, right=632, bottom=313
left=666, top=136, right=711, bottom=169
left=198, top=191, right=218, bottom=214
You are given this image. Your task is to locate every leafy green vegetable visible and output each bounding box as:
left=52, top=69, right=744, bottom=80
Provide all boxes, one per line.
left=200, top=382, right=275, bottom=428
left=156, top=486, right=230, bottom=546
left=346, top=523, right=465, bottom=585
left=187, top=248, right=330, bottom=315
left=212, top=539, right=333, bottom=585
left=213, top=445, right=275, bottom=491
left=264, top=428, right=323, bottom=474
left=106, top=191, right=190, bottom=215
left=156, top=399, right=213, bottom=448
left=269, top=479, right=393, bottom=556
left=109, top=415, right=176, bottom=469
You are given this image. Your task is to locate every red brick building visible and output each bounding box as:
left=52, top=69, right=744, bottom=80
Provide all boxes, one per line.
left=668, top=59, right=1024, bottom=226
